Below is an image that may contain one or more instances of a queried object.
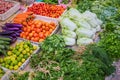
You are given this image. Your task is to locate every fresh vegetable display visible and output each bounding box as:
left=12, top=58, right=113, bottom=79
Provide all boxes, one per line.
left=0, top=0, right=13, bottom=14
left=0, top=41, right=37, bottom=70
left=0, top=36, right=11, bottom=55
left=20, top=19, right=56, bottom=42
left=13, top=12, right=35, bottom=24
left=27, top=3, right=66, bottom=18
left=0, top=68, right=5, bottom=79
left=60, top=8, right=102, bottom=46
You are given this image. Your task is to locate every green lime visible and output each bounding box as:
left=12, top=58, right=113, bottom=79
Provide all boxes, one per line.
left=22, top=50, right=26, bottom=54
left=12, top=60, right=18, bottom=65
left=26, top=48, right=30, bottom=52
left=24, top=55, right=28, bottom=59
left=5, top=64, right=9, bottom=68
left=33, top=46, right=37, bottom=50
left=19, top=54, right=23, bottom=58
left=14, top=65, right=19, bottom=70
left=11, top=57, right=16, bottom=61
left=1, top=63, right=5, bottom=67
left=17, top=57, right=21, bottom=62
left=18, top=62, right=22, bottom=67
left=18, top=48, right=23, bottom=52
left=24, top=44, right=28, bottom=49
left=16, top=52, right=20, bottom=56
left=22, top=58, right=25, bottom=63
left=7, top=51, right=12, bottom=56
left=9, top=66, right=13, bottom=70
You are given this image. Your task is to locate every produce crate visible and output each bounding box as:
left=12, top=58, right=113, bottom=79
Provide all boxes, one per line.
left=0, top=1, right=20, bottom=21
left=18, top=16, right=59, bottom=44
left=24, top=2, right=67, bottom=20
left=0, top=38, right=40, bottom=71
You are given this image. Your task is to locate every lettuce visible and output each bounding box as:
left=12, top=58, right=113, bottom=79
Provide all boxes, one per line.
left=75, top=19, right=91, bottom=29
left=63, top=36, right=76, bottom=46
left=62, top=29, right=76, bottom=38
left=60, top=18, right=77, bottom=31
left=76, top=27, right=95, bottom=39
left=77, top=38, right=93, bottom=46
left=68, top=8, right=82, bottom=19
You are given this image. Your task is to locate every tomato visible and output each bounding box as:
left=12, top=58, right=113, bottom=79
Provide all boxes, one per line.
left=39, top=32, right=44, bottom=38
left=45, top=26, right=49, bottom=31
left=39, top=39, right=44, bottom=42
left=34, top=33, right=38, bottom=37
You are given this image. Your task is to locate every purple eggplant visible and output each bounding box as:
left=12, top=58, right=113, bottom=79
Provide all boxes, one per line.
left=16, top=30, right=22, bottom=33
left=3, top=27, right=20, bottom=31
left=0, top=31, right=14, bottom=35
left=5, top=23, right=22, bottom=28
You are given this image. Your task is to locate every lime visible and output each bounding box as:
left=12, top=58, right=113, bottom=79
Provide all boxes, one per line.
left=24, top=44, right=28, bottom=49
left=5, top=64, right=9, bottom=68
left=6, top=60, right=11, bottom=64
left=11, top=57, right=16, bottom=61
left=9, top=66, right=13, bottom=70
left=33, top=46, right=37, bottom=50
left=16, top=52, right=20, bottom=56
left=12, top=55, right=17, bottom=58
left=1, top=63, right=5, bottom=67
left=19, top=48, right=23, bottom=52
left=19, top=54, right=23, bottom=58
left=0, top=59, right=3, bottom=63
left=27, top=53, right=30, bottom=56
left=14, top=65, right=19, bottom=70
left=22, top=58, right=25, bottom=63
left=22, top=50, right=26, bottom=54
left=26, top=48, right=30, bottom=52
left=7, top=51, right=12, bottom=56
left=17, top=57, right=21, bottom=62
left=12, top=60, right=18, bottom=65
left=24, top=55, right=28, bottom=59
left=30, top=50, right=33, bottom=54
left=18, top=62, right=22, bottom=67
left=10, top=62, right=14, bottom=66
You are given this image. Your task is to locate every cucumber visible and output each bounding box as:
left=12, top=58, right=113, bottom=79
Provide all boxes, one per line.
left=0, top=45, right=5, bottom=49
left=0, top=37, right=11, bottom=41
left=0, top=41, right=10, bottom=45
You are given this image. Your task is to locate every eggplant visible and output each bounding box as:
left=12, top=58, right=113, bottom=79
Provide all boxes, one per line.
left=0, top=31, right=14, bottom=35
left=16, top=30, right=22, bottom=33
left=15, top=32, right=20, bottom=36
left=3, top=27, right=20, bottom=31
left=5, top=23, right=22, bottom=28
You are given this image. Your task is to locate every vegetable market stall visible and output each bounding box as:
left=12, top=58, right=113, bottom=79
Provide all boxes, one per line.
left=0, top=0, right=120, bottom=80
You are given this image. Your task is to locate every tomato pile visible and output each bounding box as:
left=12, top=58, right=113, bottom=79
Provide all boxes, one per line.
left=20, top=20, right=56, bottom=42
left=27, top=3, right=66, bottom=18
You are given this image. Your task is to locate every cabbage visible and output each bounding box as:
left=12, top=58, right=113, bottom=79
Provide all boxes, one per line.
left=60, top=18, right=77, bottom=31
left=91, top=28, right=97, bottom=34
left=63, top=36, right=76, bottom=46
left=75, top=19, right=91, bottom=29
left=82, top=11, right=97, bottom=18
left=82, top=11, right=103, bottom=28
left=62, top=29, right=76, bottom=38
left=96, top=25, right=101, bottom=31
left=68, top=8, right=82, bottom=19
left=77, top=38, right=93, bottom=46
left=76, top=27, right=95, bottom=39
